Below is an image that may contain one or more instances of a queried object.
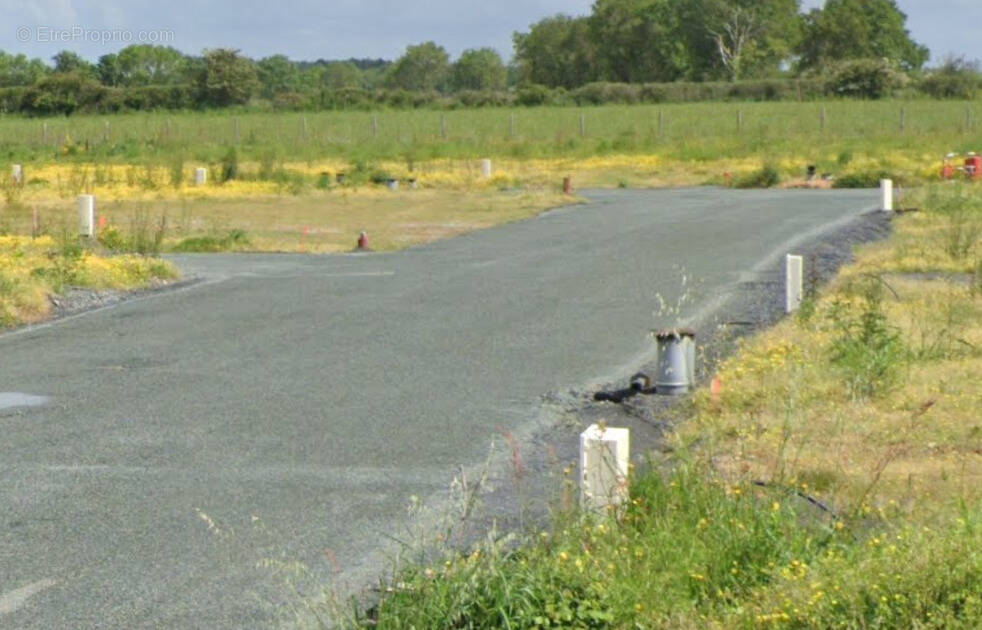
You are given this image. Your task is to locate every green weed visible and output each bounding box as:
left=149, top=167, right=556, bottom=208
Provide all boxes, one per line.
left=171, top=229, right=250, bottom=252
left=736, top=164, right=780, bottom=188
left=828, top=277, right=906, bottom=400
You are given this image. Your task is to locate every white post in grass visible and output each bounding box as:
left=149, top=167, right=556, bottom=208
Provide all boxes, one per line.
left=78, top=194, right=95, bottom=237
left=580, top=424, right=630, bottom=513
left=11, top=164, right=23, bottom=185
left=480, top=159, right=493, bottom=179
left=786, top=254, right=804, bottom=314
left=194, top=168, right=207, bottom=186
left=880, top=179, right=894, bottom=212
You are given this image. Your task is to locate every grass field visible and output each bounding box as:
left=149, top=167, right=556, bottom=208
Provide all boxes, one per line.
left=2, top=99, right=979, bottom=257
left=2, top=189, right=571, bottom=253
left=2, top=101, right=980, bottom=166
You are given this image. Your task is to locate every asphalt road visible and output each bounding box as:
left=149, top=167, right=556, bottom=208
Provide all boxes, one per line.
left=0, top=188, right=876, bottom=628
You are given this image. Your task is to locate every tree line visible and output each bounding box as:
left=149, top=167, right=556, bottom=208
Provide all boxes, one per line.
left=0, top=0, right=978, bottom=116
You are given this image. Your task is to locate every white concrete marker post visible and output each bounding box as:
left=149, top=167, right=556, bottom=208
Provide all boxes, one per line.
left=580, top=424, right=630, bottom=513
left=786, top=254, right=804, bottom=314
left=78, top=194, right=95, bottom=238
left=11, top=164, right=23, bottom=185
left=194, top=168, right=207, bottom=186
left=480, top=159, right=493, bottom=179
left=880, top=179, right=894, bottom=212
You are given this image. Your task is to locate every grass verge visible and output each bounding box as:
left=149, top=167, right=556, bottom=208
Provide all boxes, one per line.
left=340, top=183, right=982, bottom=629
left=7, top=189, right=575, bottom=254
left=0, top=234, right=178, bottom=328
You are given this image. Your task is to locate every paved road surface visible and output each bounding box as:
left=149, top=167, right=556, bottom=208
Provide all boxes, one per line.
left=0, top=189, right=875, bottom=628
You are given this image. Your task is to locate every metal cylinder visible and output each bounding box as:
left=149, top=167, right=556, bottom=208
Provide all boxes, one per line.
left=386, top=178, right=399, bottom=191
left=480, top=159, right=492, bottom=178
left=654, top=329, right=696, bottom=395
left=194, top=168, right=207, bottom=186
left=11, top=164, right=23, bottom=185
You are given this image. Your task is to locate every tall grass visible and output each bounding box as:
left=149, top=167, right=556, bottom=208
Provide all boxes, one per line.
left=1, top=100, right=980, bottom=166
left=353, top=460, right=982, bottom=629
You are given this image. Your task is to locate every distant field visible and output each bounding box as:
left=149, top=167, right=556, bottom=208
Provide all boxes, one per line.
left=0, top=100, right=979, bottom=168
left=1, top=100, right=979, bottom=254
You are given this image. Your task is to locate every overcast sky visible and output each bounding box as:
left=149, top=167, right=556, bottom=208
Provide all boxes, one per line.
left=0, top=0, right=975, bottom=66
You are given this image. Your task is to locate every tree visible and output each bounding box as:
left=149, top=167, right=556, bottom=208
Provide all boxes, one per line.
left=513, top=15, right=599, bottom=89
left=52, top=50, right=96, bottom=78
left=673, top=0, right=800, bottom=80
left=386, top=42, right=450, bottom=91
left=96, top=53, right=124, bottom=86
left=0, top=51, right=49, bottom=87
left=797, top=0, right=928, bottom=72
left=451, top=48, right=507, bottom=91
left=319, top=62, right=363, bottom=90
left=588, top=0, right=685, bottom=83
left=115, top=45, right=189, bottom=85
left=194, top=49, right=259, bottom=107
left=257, top=54, right=301, bottom=98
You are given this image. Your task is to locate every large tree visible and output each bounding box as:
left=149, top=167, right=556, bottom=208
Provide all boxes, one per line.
left=513, top=15, right=598, bottom=89
left=52, top=50, right=96, bottom=78
left=318, top=61, right=364, bottom=90
left=385, top=42, right=451, bottom=91
left=588, top=0, right=686, bottom=83
left=194, top=48, right=259, bottom=106
left=676, top=0, right=801, bottom=80
left=451, top=48, right=507, bottom=91
left=0, top=51, right=49, bottom=87
left=115, top=45, right=189, bottom=85
left=257, top=54, right=301, bottom=98
left=797, top=0, right=928, bottom=71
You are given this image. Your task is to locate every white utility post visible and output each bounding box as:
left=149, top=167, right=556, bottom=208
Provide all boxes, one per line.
left=786, top=254, right=804, bottom=314
left=78, top=195, right=95, bottom=237
left=580, top=424, right=630, bottom=513
left=480, top=159, right=493, bottom=179
left=880, top=179, right=893, bottom=212
left=194, top=168, right=207, bottom=186
left=11, top=164, right=23, bottom=185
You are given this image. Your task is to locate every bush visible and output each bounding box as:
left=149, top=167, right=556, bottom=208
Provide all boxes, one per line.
left=828, top=277, right=906, bottom=400
left=735, top=165, right=781, bottom=189
left=833, top=170, right=904, bottom=189
left=919, top=56, right=982, bottom=99
left=21, top=73, right=107, bottom=116
left=925, top=185, right=982, bottom=260
left=171, top=229, right=250, bottom=253
left=825, top=59, right=909, bottom=99
left=515, top=84, right=557, bottom=107
left=572, top=82, right=640, bottom=105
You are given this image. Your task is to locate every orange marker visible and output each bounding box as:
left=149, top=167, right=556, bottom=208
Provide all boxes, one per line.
left=711, top=377, right=722, bottom=399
